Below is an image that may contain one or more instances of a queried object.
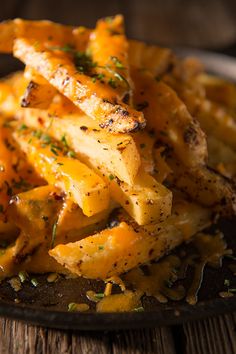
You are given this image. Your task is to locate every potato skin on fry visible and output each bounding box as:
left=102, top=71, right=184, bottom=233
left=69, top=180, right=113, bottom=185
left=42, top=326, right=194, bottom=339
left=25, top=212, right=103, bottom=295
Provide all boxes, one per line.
left=50, top=199, right=211, bottom=279
left=14, top=38, right=145, bottom=133
left=132, top=69, right=207, bottom=167
left=21, top=80, right=57, bottom=109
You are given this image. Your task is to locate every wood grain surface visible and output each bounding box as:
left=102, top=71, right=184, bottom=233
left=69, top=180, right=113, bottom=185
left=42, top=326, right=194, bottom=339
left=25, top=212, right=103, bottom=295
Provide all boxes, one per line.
left=0, top=313, right=236, bottom=354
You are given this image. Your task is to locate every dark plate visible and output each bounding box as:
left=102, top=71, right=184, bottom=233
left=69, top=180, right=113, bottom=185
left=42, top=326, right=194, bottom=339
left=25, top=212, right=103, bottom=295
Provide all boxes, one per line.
left=0, top=49, right=236, bottom=330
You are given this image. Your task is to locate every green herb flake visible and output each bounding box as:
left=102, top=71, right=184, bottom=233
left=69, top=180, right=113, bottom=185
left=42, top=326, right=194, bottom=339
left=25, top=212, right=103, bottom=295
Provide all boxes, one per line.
left=41, top=134, right=51, bottom=144
left=108, top=78, right=117, bottom=89
left=51, top=221, right=58, bottom=248
left=50, top=147, right=59, bottom=156
left=18, top=271, right=28, bottom=283
left=18, top=123, right=28, bottom=131
left=94, top=293, right=104, bottom=299
left=109, top=174, right=115, bottom=181
left=133, top=306, right=144, bottom=312
left=32, top=130, right=42, bottom=139
left=68, top=303, right=77, bottom=312
left=49, top=43, right=74, bottom=53
left=61, top=134, right=69, bottom=148
left=104, top=16, right=113, bottom=23
left=224, top=279, right=230, bottom=287
left=98, top=245, right=104, bottom=250
left=67, top=150, right=76, bottom=158
left=110, top=56, right=125, bottom=69
left=31, top=278, right=39, bottom=287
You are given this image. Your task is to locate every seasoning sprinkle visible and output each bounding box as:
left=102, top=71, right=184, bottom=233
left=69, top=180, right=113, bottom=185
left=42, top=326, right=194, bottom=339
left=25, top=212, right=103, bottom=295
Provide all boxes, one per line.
left=51, top=220, right=58, bottom=248
left=133, top=307, right=144, bottom=312
left=31, top=278, right=39, bottom=287
left=18, top=271, right=29, bottom=283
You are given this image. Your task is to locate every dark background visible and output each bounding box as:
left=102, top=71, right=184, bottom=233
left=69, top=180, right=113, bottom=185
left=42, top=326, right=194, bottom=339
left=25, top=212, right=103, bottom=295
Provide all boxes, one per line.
left=1, top=0, right=236, bottom=74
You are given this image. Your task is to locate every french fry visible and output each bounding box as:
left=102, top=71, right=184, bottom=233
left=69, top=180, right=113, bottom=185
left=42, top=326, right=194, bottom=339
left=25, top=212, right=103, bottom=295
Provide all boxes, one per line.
left=21, top=80, right=57, bottom=109
left=0, top=19, right=74, bottom=53
left=8, top=185, right=62, bottom=260
left=89, top=15, right=132, bottom=102
left=132, top=68, right=207, bottom=167
left=17, top=109, right=141, bottom=185
left=16, top=109, right=171, bottom=225
left=167, top=156, right=236, bottom=215
left=194, top=99, right=236, bottom=151
left=7, top=185, right=114, bottom=261
left=163, top=75, right=236, bottom=151
left=197, top=73, right=236, bottom=111
left=207, top=135, right=236, bottom=179
left=0, top=118, right=44, bottom=217
left=153, top=146, right=172, bottom=183
left=50, top=199, right=211, bottom=279
left=13, top=38, right=145, bottom=133
left=14, top=128, right=110, bottom=216
left=0, top=244, right=66, bottom=278
left=133, top=131, right=155, bottom=174
left=0, top=72, right=28, bottom=116
left=129, top=40, right=174, bottom=77
left=56, top=198, right=117, bottom=242
left=107, top=169, right=172, bottom=225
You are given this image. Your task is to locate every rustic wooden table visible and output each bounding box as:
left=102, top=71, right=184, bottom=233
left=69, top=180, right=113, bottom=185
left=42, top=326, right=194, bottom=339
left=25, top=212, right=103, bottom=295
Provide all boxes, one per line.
left=0, top=313, right=236, bottom=353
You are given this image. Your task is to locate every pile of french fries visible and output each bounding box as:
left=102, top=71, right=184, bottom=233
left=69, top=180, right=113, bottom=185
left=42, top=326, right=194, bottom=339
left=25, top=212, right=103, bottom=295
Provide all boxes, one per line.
left=0, top=15, right=235, bottom=281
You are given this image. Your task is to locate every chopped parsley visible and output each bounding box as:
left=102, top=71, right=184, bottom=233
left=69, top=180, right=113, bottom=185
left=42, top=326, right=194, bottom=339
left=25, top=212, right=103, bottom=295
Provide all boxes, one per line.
left=18, top=123, right=28, bottom=131
left=94, top=293, right=104, bottom=299
left=61, top=134, right=69, bottom=148
left=98, top=245, right=104, bottom=250
left=133, top=306, right=144, bottom=312
left=18, top=271, right=28, bottom=283
left=68, top=303, right=77, bottom=312
left=108, top=78, right=117, bottom=89
left=31, top=278, right=39, bottom=287
left=67, top=150, right=76, bottom=158
left=110, top=56, right=125, bottom=69
left=109, top=174, right=115, bottom=181
left=51, top=221, right=58, bottom=248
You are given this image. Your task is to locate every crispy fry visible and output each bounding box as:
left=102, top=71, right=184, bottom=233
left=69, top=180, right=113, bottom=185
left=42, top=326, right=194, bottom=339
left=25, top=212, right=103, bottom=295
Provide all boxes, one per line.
left=17, top=109, right=141, bottom=185
left=107, top=169, right=172, bottom=225
left=207, top=135, right=236, bottom=179
left=129, top=40, right=174, bottom=77
left=0, top=19, right=74, bottom=53
left=197, top=73, right=236, bottom=111
left=21, top=80, right=57, bottom=109
left=7, top=185, right=114, bottom=261
left=14, top=38, right=145, bottom=133
left=8, top=185, right=62, bottom=260
left=89, top=15, right=132, bottom=102
left=167, top=156, right=236, bottom=215
left=132, top=68, right=207, bottom=167
left=14, top=128, right=110, bottom=216
left=50, top=199, right=211, bottom=279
